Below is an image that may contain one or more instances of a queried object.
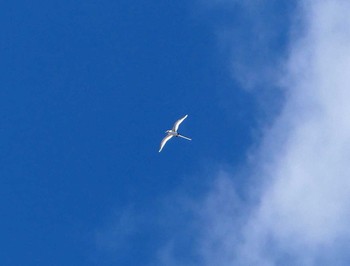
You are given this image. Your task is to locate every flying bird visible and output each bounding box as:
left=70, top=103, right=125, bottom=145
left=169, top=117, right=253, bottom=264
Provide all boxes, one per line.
left=159, top=114, right=191, bottom=152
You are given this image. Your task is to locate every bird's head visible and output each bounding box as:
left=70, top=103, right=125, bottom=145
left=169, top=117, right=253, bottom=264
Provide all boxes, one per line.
left=165, top=130, right=170, bottom=133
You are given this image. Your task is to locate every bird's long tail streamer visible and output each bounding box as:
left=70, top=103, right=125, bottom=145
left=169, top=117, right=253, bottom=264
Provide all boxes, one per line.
left=178, top=134, right=191, bottom=141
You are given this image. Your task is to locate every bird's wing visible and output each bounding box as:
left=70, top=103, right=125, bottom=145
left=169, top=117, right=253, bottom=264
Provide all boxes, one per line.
left=159, top=135, right=173, bottom=152
left=172, top=114, right=188, bottom=132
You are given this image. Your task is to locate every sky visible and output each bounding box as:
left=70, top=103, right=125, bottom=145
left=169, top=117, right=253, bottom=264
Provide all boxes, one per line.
left=1, top=0, right=350, bottom=265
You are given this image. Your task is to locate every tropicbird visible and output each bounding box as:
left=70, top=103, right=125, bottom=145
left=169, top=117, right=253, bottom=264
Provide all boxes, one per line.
left=159, top=114, right=191, bottom=152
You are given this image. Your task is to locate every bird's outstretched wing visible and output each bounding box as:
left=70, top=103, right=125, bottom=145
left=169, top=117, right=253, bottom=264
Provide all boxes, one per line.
left=172, top=114, right=188, bottom=132
left=159, top=134, right=173, bottom=152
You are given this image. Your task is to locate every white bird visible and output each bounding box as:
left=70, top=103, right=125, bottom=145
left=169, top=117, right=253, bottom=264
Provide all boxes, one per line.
left=159, top=114, right=191, bottom=152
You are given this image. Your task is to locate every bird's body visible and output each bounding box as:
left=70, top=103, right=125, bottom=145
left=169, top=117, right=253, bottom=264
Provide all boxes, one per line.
left=165, top=130, right=178, bottom=136
left=159, top=115, right=191, bottom=152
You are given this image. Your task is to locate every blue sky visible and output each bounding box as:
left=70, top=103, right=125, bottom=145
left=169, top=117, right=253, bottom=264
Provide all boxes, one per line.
left=2, top=1, right=350, bottom=266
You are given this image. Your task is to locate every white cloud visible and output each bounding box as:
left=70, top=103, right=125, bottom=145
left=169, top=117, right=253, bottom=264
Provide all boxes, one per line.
left=193, top=0, right=350, bottom=265
left=198, top=0, right=294, bottom=90
left=95, top=208, right=137, bottom=252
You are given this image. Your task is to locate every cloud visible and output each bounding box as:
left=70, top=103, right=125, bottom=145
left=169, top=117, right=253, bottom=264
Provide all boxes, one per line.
left=160, top=0, right=350, bottom=265
left=198, top=0, right=295, bottom=90
left=95, top=208, right=137, bottom=253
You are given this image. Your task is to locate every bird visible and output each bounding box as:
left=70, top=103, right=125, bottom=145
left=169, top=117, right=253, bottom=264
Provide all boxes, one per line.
left=159, top=114, right=191, bottom=152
